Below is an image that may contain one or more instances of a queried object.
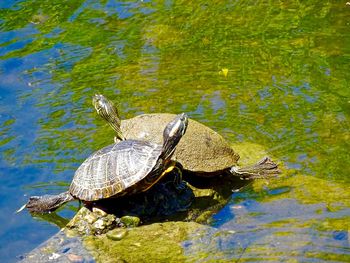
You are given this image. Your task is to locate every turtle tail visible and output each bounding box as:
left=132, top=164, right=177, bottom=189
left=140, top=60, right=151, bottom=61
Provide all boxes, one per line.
left=17, top=191, right=75, bottom=213
left=230, top=157, right=280, bottom=180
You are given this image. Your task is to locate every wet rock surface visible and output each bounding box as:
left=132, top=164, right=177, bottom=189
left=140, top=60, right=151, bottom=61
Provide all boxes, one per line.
left=19, top=230, right=94, bottom=263
left=20, top=174, right=244, bottom=262
left=83, top=221, right=209, bottom=262
left=20, top=174, right=249, bottom=262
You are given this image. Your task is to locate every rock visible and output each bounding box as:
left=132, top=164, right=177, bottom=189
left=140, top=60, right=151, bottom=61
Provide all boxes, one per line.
left=120, top=216, right=141, bottom=227
left=92, top=218, right=106, bottom=230
left=66, top=207, right=118, bottom=235
left=84, top=221, right=210, bottom=262
left=106, top=228, right=128, bottom=241
left=19, top=231, right=94, bottom=263
left=84, top=213, right=97, bottom=224
left=48, top=252, right=61, bottom=260
left=92, top=207, right=107, bottom=217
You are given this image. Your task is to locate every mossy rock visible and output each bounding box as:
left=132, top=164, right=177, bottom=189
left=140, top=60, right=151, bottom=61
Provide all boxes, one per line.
left=84, top=221, right=209, bottom=262
left=65, top=207, right=120, bottom=236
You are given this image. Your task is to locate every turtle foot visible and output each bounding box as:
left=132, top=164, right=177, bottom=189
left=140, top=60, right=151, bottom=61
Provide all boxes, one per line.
left=230, top=157, right=280, bottom=180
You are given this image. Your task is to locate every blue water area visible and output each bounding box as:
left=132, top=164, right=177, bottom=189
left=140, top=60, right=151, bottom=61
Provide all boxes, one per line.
left=0, top=53, right=73, bottom=262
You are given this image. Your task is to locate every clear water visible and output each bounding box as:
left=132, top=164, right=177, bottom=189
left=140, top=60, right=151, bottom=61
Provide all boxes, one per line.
left=0, top=1, right=349, bottom=262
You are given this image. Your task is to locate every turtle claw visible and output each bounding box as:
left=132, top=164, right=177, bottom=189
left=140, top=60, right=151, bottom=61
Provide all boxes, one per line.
left=16, top=203, right=27, bottom=213
left=174, top=181, right=187, bottom=193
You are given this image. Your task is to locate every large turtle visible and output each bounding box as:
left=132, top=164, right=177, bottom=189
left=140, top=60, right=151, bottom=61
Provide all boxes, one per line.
left=93, top=94, right=280, bottom=180
left=19, top=113, right=188, bottom=213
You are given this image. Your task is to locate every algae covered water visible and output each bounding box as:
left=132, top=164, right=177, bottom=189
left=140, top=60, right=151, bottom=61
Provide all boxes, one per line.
left=0, top=1, right=349, bottom=262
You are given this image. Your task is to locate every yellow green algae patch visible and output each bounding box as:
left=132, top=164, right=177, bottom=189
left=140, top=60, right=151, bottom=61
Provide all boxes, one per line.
left=231, top=142, right=275, bottom=167
left=256, top=172, right=350, bottom=235
left=231, top=142, right=350, bottom=261
left=143, top=24, right=185, bottom=48
left=83, top=221, right=208, bottom=262
left=249, top=162, right=350, bottom=214
left=234, top=141, right=350, bottom=213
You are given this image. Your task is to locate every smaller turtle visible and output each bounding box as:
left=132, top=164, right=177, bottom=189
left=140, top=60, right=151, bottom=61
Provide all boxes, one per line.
left=18, top=113, right=188, bottom=213
left=93, top=94, right=280, bottom=180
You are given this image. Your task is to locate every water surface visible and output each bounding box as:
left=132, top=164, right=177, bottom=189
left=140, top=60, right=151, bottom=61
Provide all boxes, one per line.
left=0, top=1, right=349, bottom=262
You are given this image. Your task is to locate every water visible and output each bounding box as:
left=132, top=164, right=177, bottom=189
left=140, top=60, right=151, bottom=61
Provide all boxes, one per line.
left=0, top=1, right=349, bottom=262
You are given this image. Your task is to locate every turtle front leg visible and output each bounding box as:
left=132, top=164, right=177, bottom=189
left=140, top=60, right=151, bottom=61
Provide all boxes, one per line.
left=170, top=165, right=187, bottom=192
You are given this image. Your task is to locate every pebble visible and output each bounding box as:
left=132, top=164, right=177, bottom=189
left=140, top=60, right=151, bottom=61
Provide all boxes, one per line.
left=92, top=207, right=107, bottom=217
left=120, top=216, right=141, bottom=227
left=106, top=228, right=128, bottom=241
left=132, top=242, right=141, bottom=247
left=48, top=252, right=61, bottom=260
left=85, top=213, right=97, bottom=224
left=93, top=219, right=106, bottom=230
left=67, top=253, right=84, bottom=263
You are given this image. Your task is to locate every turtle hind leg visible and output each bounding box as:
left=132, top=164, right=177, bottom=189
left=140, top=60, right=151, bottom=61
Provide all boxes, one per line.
left=230, top=157, right=281, bottom=180
left=17, top=191, right=75, bottom=213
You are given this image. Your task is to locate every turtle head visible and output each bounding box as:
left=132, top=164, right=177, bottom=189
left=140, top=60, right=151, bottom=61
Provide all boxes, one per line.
left=161, top=113, right=188, bottom=160
left=92, top=94, right=125, bottom=141
left=92, top=94, right=118, bottom=120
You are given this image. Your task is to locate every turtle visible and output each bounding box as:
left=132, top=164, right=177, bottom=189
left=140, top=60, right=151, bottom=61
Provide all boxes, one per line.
left=19, top=113, right=189, bottom=213
left=93, top=94, right=280, bottom=180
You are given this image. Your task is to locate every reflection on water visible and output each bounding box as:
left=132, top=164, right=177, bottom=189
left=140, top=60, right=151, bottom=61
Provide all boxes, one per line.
left=0, top=0, right=349, bottom=262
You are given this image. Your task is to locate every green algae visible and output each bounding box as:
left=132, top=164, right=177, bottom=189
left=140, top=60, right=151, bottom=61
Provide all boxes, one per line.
left=143, top=24, right=185, bottom=48
left=83, top=221, right=207, bottom=263
left=248, top=172, right=350, bottom=240
left=251, top=172, right=350, bottom=211
left=120, top=216, right=141, bottom=228
left=234, top=140, right=350, bottom=220
left=304, top=251, right=350, bottom=262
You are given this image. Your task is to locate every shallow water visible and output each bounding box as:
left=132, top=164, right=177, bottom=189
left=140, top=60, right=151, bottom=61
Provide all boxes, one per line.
left=0, top=1, right=349, bottom=262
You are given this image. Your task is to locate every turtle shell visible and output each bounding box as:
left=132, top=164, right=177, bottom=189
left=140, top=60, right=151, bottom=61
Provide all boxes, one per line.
left=69, top=140, right=162, bottom=201
left=120, top=113, right=240, bottom=175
